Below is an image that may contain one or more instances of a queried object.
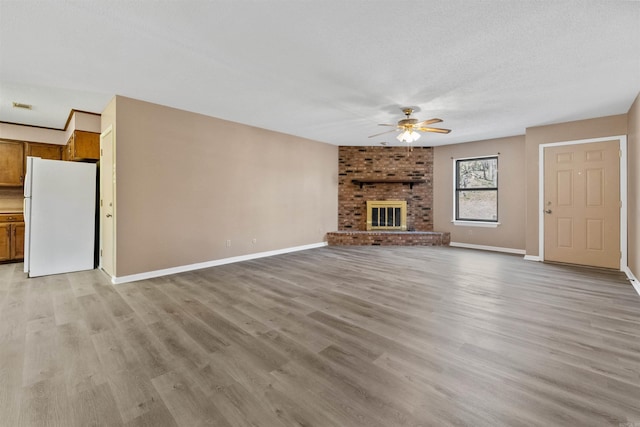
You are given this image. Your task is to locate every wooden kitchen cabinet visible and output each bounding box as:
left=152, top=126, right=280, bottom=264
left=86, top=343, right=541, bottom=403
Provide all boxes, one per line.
left=24, top=142, right=63, bottom=172
left=64, top=130, right=99, bottom=161
left=0, top=140, right=25, bottom=186
left=0, top=223, right=10, bottom=261
left=0, top=213, right=24, bottom=262
left=12, top=222, right=25, bottom=259
left=26, top=142, right=62, bottom=161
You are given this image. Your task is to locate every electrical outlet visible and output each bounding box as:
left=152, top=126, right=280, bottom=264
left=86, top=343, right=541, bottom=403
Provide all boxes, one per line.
left=226, top=239, right=231, bottom=247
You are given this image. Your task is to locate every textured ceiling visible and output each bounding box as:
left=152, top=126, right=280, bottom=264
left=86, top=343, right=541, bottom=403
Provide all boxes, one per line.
left=1, top=1, right=639, bottom=146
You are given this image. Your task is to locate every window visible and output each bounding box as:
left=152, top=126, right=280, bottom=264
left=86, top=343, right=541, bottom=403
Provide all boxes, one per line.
left=455, top=156, right=498, bottom=222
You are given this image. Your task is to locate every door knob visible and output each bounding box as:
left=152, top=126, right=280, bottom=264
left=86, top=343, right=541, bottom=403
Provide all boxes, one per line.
left=544, top=209, right=552, bottom=214
left=106, top=214, right=112, bottom=218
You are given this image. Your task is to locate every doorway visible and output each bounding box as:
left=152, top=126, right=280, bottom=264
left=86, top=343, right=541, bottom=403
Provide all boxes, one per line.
left=542, top=138, right=623, bottom=269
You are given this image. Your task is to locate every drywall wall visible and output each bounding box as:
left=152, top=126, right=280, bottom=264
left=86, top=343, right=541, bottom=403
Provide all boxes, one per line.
left=0, top=123, right=66, bottom=145
left=108, top=96, right=338, bottom=277
left=628, top=93, right=640, bottom=278
left=0, top=111, right=101, bottom=145
left=524, top=114, right=628, bottom=258
left=433, top=135, right=526, bottom=251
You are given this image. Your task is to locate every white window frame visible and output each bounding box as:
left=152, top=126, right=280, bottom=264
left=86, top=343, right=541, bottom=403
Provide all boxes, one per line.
left=452, top=155, right=500, bottom=228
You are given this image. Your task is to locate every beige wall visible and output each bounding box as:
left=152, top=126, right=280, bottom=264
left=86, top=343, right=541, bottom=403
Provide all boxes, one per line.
left=0, top=111, right=101, bottom=145
left=0, top=123, right=66, bottom=145
left=628, top=93, right=640, bottom=277
left=434, top=135, right=526, bottom=250
left=524, top=114, right=628, bottom=257
left=107, top=96, right=338, bottom=277
left=101, top=98, right=116, bottom=134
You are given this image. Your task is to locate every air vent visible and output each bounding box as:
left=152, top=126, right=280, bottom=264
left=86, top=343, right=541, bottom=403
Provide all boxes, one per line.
left=12, top=102, right=32, bottom=110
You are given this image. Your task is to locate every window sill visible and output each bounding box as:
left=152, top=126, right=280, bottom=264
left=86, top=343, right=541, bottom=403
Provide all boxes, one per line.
left=452, top=220, right=500, bottom=228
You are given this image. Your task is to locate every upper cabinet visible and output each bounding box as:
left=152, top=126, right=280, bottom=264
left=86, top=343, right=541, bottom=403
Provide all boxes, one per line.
left=24, top=142, right=62, bottom=172
left=26, top=142, right=62, bottom=161
left=63, top=130, right=99, bottom=162
left=1, top=140, right=66, bottom=187
left=0, top=140, right=25, bottom=187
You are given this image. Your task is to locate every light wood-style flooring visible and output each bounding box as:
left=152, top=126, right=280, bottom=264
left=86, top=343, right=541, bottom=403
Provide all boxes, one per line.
left=1, top=246, right=639, bottom=426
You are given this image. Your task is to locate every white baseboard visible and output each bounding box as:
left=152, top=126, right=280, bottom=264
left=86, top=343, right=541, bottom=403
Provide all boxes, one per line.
left=449, top=242, right=526, bottom=255
left=110, top=242, right=328, bottom=285
left=523, top=255, right=542, bottom=262
left=622, top=266, right=640, bottom=296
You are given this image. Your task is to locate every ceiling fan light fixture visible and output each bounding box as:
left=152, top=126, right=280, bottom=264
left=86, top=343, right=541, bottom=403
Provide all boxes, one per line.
left=396, top=130, right=420, bottom=143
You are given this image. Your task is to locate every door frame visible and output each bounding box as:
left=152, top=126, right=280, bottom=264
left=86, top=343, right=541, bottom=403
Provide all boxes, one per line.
left=538, top=135, right=627, bottom=270
left=99, top=125, right=116, bottom=277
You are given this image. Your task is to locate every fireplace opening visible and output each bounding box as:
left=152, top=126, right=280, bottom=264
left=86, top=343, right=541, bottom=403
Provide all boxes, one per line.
left=366, top=200, right=407, bottom=231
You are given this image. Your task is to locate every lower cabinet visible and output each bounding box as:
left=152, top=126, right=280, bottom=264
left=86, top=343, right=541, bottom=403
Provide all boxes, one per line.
left=0, top=214, right=25, bottom=262
left=12, top=222, right=25, bottom=260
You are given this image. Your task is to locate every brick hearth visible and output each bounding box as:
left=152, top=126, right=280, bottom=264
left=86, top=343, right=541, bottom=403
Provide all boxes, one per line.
left=327, top=231, right=450, bottom=246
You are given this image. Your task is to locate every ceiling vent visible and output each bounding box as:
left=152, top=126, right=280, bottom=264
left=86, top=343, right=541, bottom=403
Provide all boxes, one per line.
left=12, top=101, right=32, bottom=110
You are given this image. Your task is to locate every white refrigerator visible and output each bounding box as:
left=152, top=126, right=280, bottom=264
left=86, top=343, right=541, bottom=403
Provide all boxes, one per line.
left=23, top=157, right=97, bottom=278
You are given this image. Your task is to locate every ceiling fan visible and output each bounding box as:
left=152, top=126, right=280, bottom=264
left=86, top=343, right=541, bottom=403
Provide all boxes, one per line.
left=368, top=108, right=451, bottom=143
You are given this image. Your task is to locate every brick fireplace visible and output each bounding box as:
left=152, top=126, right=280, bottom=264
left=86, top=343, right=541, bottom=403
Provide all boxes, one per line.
left=327, top=146, right=450, bottom=246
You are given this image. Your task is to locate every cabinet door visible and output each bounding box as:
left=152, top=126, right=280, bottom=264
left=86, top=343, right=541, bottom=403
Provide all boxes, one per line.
left=63, top=133, right=74, bottom=161
left=27, top=143, right=62, bottom=161
left=0, top=223, right=11, bottom=261
left=0, top=140, right=25, bottom=186
left=73, top=131, right=100, bottom=160
left=11, top=223, right=25, bottom=260
left=26, top=143, right=63, bottom=172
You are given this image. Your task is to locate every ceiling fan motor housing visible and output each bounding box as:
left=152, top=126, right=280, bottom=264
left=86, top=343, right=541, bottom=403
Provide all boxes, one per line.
left=398, top=118, right=418, bottom=128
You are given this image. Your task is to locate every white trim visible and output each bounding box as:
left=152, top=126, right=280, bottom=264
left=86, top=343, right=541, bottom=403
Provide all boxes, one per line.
left=523, top=255, right=542, bottom=262
left=538, top=135, right=627, bottom=270
left=622, top=266, right=640, bottom=296
left=451, top=220, right=500, bottom=228
left=110, top=242, right=328, bottom=285
left=538, top=143, right=545, bottom=260
left=453, top=154, right=501, bottom=161
left=620, top=137, right=628, bottom=271
left=449, top=242, right=525, bottom=255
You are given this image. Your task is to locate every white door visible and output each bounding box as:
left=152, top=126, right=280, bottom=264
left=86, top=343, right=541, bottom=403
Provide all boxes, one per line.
left=100, top=127, right=115, bottom=276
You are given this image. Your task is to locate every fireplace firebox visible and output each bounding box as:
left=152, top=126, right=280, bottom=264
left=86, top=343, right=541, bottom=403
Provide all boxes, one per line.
left=366, top=200, right=407, bottom=231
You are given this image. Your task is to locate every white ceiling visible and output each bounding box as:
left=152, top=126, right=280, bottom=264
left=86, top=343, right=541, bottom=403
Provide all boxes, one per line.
left=1, top=1, right=639, bottom=147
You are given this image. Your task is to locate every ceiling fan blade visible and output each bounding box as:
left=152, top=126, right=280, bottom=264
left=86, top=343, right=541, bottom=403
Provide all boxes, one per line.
left=368, top=129, right=399, bottom=138
left=418, top=127, right=451, bottom=134
left=415, top=118, right=443, bottom=127
left=377, top=123, right=397, bottom=127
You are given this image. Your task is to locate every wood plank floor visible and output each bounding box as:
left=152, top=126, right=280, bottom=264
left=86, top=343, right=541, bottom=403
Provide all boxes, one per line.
left=1, top=246, right=639, bottom=426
